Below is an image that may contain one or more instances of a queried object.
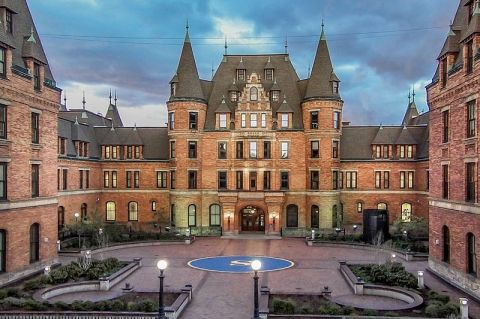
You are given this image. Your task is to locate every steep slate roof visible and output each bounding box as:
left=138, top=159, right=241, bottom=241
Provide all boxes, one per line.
left=396, top=126, right=417, bottom=145
left=402, top=101, right=419, bottom=125
left=105, top=103, right=124, bottom=127
left=372, top=127, right=403, bottom=144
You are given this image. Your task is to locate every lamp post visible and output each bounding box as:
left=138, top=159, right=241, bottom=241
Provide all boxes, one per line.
left=157, top=260, right=168, bottom=319
left=272, top=213, right=277, bottom=231
left=74, top=212, right=81, bottom=248
left=251, top=259, right=262, bottom=319
left=417, top=271, right=425, bottom=289
left=311, top=229, right=315, bottom=240
left=353, top=224, right=358, bottom=233
left=227, top=213, right=231, bottom=231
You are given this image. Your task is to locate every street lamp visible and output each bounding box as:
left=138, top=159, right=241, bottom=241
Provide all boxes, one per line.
left=311, top=229, right=315, bottom=240
left=157, top=259, right=168, bottom=319
left=251, top=259, right=262, bottom=319
left=353, top=225, right=358, bottom=232
left=74, top=212, right=81, bottom=248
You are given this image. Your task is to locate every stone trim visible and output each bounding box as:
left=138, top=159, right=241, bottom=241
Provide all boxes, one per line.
left=0, top=197, right=58, bottom=211
left=430, top=198, right=480, bottom=215
left=0, top=157, right=11, bottom=162
left=29, top=107, right=43, bottom=114
left=466, top=94, right=478, bottom=103
left=441, top=105, right=450, bottom=112
left=464, top=157, right=478, bottom=163
left=29, top=160, right=42, bottom=165
left=0, top=98, right=11, bottom=105
left=342, top=190, right=428, bottom=195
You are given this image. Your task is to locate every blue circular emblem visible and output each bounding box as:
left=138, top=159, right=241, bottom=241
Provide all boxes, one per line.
left=188, top=256, right=294, bottom=273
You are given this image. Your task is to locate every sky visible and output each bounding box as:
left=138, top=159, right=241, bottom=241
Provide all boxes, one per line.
left=28, top=0, right=459, bottom=127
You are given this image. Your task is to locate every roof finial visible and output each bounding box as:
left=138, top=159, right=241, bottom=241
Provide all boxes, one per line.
left=109, top=89, right=112, bottom=105
left=184, top=19, right=190, bottom=43
left=412, top=86, right=416, bottom=103
left=27, top=27, right=36, bottom=44
left=114, top=90, right=118, bottom=106
left=284, top=35, right=288, bottom=54
left=320, top=19, right=326, bottom=40
left=408, top=89, right=411, bottom=104
left=74, top=116, right=79, bottom=125
left=63, top=89, right=67, bottom=107
left=82, top=91, right=86, bottom=110
left=133, top=123, right=137, bottom=131
left=474, top=0, right=480, bottom=15
left=448, top=20, right=456, bottom=36
left=186, top=18, right=189, bottom=32
left=308, top=62, right=311, bottom=78
left=224, top=36, right=228, bottom=55
left=211, top=61, right=214, bottom=80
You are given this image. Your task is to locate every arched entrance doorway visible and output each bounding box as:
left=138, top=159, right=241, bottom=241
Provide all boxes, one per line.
left=240, top=206, right=265, bottom=232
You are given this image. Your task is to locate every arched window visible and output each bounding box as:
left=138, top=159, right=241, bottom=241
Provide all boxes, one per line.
left=188, top=204, right=196, bottom=227
left=106, top=202, right=116, bottom=221
left=0, top=229, right=6, bottom=273
left=377, top=202, right=387, bottom=210
left=401, top=203, right=412, bottom=222
left=311, top=205, right=319, bottom=229
left=250, top=87, right=258, bottom=101
left=128, top=202, right=138, bottom=221
left=443, top=225, right=450, bottom=263
left=332, top=205, right=338, bottom=228
left=356, top=202, right=363, bottom=214
left=286, top=204, right=298, bottom=228
left=171, top=204, right=176, bottom=226
left=57, top=206, right=65, bottom=232
left=29, top=223, right=39, bottom=263
left=81, top=203, right=87, bottom=221
left=467, top=233, right=477, bottom=276
left=210, top=204, right=221, bottom=227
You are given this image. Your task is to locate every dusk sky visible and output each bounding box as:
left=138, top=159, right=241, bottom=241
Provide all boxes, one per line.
left=28, top=0, right=458, bottom=127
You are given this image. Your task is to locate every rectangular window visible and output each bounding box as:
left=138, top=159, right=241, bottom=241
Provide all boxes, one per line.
left=249, top=141, right=257, bottom=159
left=332, top=171, right=339, bottom=190
left=157, top=171, right=167, bottom=188
left=112, top=146, right=118, bottom=159
left=407, top=145, right=413, bottom=159
left=408, top=171, right=414, bottom=189
left=85, top=170, right=89, bottom=189
left=467, top=100, right=476, bottom=138
left=0, top=48, right=5, bottom=78
left=467, top=40, right=474, bottom=75
left=250, top=113, right=257, bottom=128
left=332, top=140, right=339, bottom=159
left=188, top=141, right=197, bottom=158
left=0, top=105, right=6, bottom=140
left=218, top=142, right=227, bottom=159
left=263, top=171, right=271, bottom=190
left=339, top=171, right=344, bottom=189
left=249, top=172, right=257, bottom=191
left=346, top=171, right=357, bottom=189
left=31, top=112, right=39, bottom=144
left=333, top=112, right=340, bottom=129
left=443, top=110, right=449, bottom=143
left=384, top=171, right=390, bottom=189
left=189, top=112, right=198, bottom=130
left=280, top=171, right=289, bottom=190
left=168, top=112, right=175, bottom=130
left=241, top=113, right=246, bottom=128
left=33, top=63, right=40, bottom=91
left=218, top=171, right=227, bottom=189
left=281, top=113, right=289, bottom=128
left=311, top=141, right=319, bottom=158
left=5, top=10, right=12, bottom=34
left=126, top=171, right=132, bottom=188
left=230, top=91, right=237, bottom=102
left=375, top=171, right=381, bottom=189
left=265, top=69, right=274, bottom=81
left=0, top=163, right=7, bottom=200
left=261, top=113, right=267, bottom=128
left=280, top=141, right=289, bottom=159
left=170, top=171, right=176, bottom=189
left=400, top=171, right=406, bottom=189
left=441, top=58, right=448, bottom=87
left=188, top=170, right=197, bottom=189
left=105, top=146, right=111, bottom=159
left=126, top=146, right=132, bottom=159
left=375, top=145, right=381, bottom=159
left=111, top=171, right=117, bottom=188
left=383, top=145, right=389, bottom=159
left=57, top=169, right=60, bottom=190
left=134, top=146, right=140, bottom=159
left=236, top=171, right=243, bottom=190
left=467, top=163, right=476, bottom=202
left=237, top=69, right=245, bottom=81
left=271, top=90, right=280, bottom=102
left=103, top=171, right=109, bottom=188
left=170, top=141, right=176, bottom=159
left=426, top=170, right=430, bottom=191
left=219, top=114, right=227, bottom=129
left=310, top=171, right=319, bottom=190
left=311, top=111, right=319, bottom=129
left=263, top=141, right=271, bottom=159
left=31, top=164, right=39, bottom=198
left=236, top=141, right=243, bottom=159
left=134, top=171, right=140, bottom=188
left=79, top=170, right=83, bottom=189
left=399, top=145, right=405, bottom=159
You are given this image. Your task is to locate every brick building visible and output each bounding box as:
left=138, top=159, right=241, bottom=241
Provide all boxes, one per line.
left=427, top=0, right=480, bottom=299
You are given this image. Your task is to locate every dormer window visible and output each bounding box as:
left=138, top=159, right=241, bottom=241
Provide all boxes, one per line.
left=333, top=81, right=339, bottom=94
left=219, top=114, right=227, bottom=129
left=466, top=40, right=474, bottom=75
left=230, top=91, right=237, bottom=102
left=33, top=63, right=40, bottom=91
left=250, top=87, right=258, bottom=101
left=280, top=113, right=289, bottom=128
left=170, top=83, right=176, bottom=96
left=5, top=10, right=13, bottom=34
left=271, top=90, right=280, bottom=102
left=237, top=69, right=246, bottom=81
left=0, top=48, right=5, bottom=78
left=265, top=69, right=274, bottom=81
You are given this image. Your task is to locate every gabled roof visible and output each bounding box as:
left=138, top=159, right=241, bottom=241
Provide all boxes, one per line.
left=105, top=103, right=124, bottom=127
left=402, top=101, right=419, bottom=125
left=121, top=127, right=143, bottom=145
left=396, top=126, right=417, bottom=145
left=215, top=97, right=231, bottom=113
left=277, top=97, right=294, bottom=113
left=372, top=127, right=403, bottom=144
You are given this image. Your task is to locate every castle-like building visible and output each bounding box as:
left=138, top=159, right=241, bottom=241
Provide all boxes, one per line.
left=0, top=1, right=431, bottom=279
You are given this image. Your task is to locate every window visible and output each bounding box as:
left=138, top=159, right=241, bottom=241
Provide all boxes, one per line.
left=0, top=229, right=6, bottom=273
left=62, top=169, right=67, bottom=190
left=375, top=145, right=381, bottom=159
left=134, top=146, right=140, bottom=159
left=33, top=63, right=40, bottom=91
left=384, top=171, right=390, bottom=189
left=236, top=141, right=243, bottom=159
left=467, top=40, right=474, bottom=75
left=400, top=171, right=406, bottom=189
left=106, top=202, right=116, bottom=221
left=357, top=202, right=363, bottom=214
left=236, top=171, right=243, bottom=190
left=332, top=140, right=339, bottom=159
left=311, top=111, right=319, bottom=129
left=112, top=146, right=118, bottom=159
left=126, top=171, right=132, bottom=188
left=170, top=83, right=176, bottom=96
left=230, top=91, right=237, bottom=102
left=332, top=171, right=339, bottom=190
left=286, top=205, right=298, bottom=228
left=250, top=87, right=258, bottom=101
left=170, top=171, right=176, bottom=189
left=218, top=142, right=227, bottom=159
left=80, top=170, right=85, bottom=190
left=346, top=171, right=357, bottom=189
left=271, top=90, right=280, bottom=102
left=5, top=10, right=12, bottom=34
left=427, top=170, right=430, bottom=191
left=31, top=164, right=39, bottom=198
left=0, top=48, right=5, bottom=78
left=249, top=172, right=257, bottom=191
left=402, top=171, right=415, bottom=189
left=219, top=114, right=227, bottom=129
left=250, top=113, right=257, bottom=127
left=111, top=171, right=117, bottom=188
left=263, top=141, right=271, bottom=159
left=188, top=141, right=197, bottom=159
left=261, top=113, right=267, bottom=128
left=249, top=141, right=257, bottom=158
left=332, top=205, right=338, bottom=228
left=189, top=112, right=198, bottom=130
left=57, top=207, right=65, bottom=236
left=0, top=163, right=6, bottom=200
left=210, top=204, right=221, bottom=227
left=443, top=110, right=449, bottom=143
left=377, top=202, right=387, bottom=210
left=467, top=233, right=477, bottom=276
left=157, top=171, right=167, bottom=188
left=0, top=105, right=6, bottom=140
left=151, top=201, right=157, bottom=212
left=442, top=165, right=449, bottom=199
left=237, top=69, right=246, bottom=81
left=441, top=58, right=448, bottom=87
left=241, top=113, right=246, bottom=128
left=401, top=203, right=412, bottom=222
left=443, top=225, right=450, bottom=263
left=399, top=145, right=405, bottom=159
left=128, top=202, right=138, bottom=221
left=265, top=69, right=274, bottom=81
left=466, top=162, right=476, bottom=202
left=375, top=171, right=381, bottom=189
left=280, top=141, right=289, bottom=159
left=311, top=205, right=319, bottom=228
left=310, top=171, right=319, bottom=190
left=263, top=171, right=271, bottom=190
left=383, top=145, right=389, bottom=159
left=170, top=204, right=176, bottom=226
left=29, top=223, right=39, bottom=264
left=188, top=204, right=196, bottom=227
left=31, top=112, right=39, bottom=144
left=168, top=112, right=174, bottom=130
left=81, top=203, right=87, bottom=220
left=467, top=100, right=476, bottom=138
left=280, top=113, right=289, bottom=128
left=311, top=141, right=319, bottom=158
left=280, top=171, right=289, bottom=190
left=188, top=170, right=197, bottom=189
left=103, top=171, right=109, bottom=188
left=333, top=112, right=340, bottom=129
left=170, top=141, right=176, bottom=159
left=218, top=171, right=227, bottom=189
left=339, top=171, right=344, bottom=189
left=58, top=138, right=66, bottom=155
left=333, top=81, right=339, bottom=94
left=407, top=145, right=413, bottom=159
left=134, top=171, right=140, bottom=188
left=105, top=146, right=111, bottom=159
left=85, top=171, right=89, bottom=189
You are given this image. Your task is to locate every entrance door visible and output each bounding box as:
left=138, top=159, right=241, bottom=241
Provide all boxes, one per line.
left=241, top=206, right=265, bottom=232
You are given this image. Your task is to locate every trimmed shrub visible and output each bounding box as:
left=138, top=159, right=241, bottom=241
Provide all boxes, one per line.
left=362, top=309, right=379, bottom=316
left=23, top=299, right=47, bottom=311
left=138, top=299, right=156, bottom=312
left=23, top=279, right=46, bottom=291
left=53, top=301, right=70, bottom=310
left=318, top=302, right=344, bottom=315
left=272, top=299, right=295, bottom=314
left=110, top=299, right=126, bottom=312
